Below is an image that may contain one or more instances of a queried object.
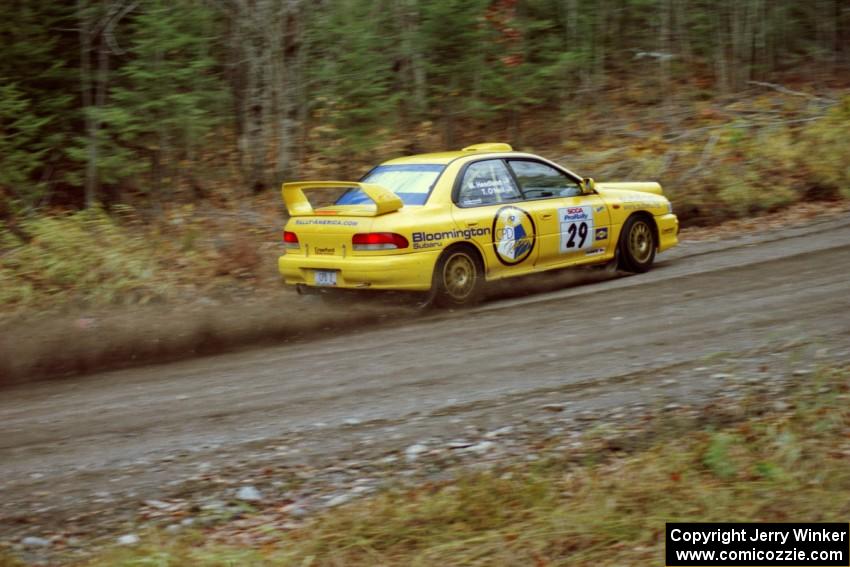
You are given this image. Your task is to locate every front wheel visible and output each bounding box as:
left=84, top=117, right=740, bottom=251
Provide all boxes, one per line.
left=617, top=216, right=656, bottom=273
left=430, top=247, right=483, bottom=307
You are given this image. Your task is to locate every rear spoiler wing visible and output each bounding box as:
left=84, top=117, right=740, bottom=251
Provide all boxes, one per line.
left=281, top=181, right=404, bottom=217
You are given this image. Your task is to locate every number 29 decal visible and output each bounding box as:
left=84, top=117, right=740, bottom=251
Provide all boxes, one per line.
left=565, top=222, right=589, bottom=248
left=558, top=206, right=595, bottom=252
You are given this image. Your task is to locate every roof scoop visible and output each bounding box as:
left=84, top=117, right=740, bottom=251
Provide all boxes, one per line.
left=462, top=142, right=513, bottom=152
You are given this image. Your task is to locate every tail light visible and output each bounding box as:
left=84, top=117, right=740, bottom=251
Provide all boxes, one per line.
left=283, top=230, right=300, bottom=250
left=352, top=232, right=409, bottom=251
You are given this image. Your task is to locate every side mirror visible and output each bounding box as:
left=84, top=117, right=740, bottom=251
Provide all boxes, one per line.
left=582, top=177, right=596, bottom=194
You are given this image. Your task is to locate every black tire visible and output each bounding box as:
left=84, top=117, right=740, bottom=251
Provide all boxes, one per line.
left=617, top=215, right=656, bottom=273
left=431, top=246, right=483, bottom=307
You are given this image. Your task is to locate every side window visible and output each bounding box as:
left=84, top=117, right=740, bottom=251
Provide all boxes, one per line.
left=457, top=160, right=522, bottom=207
left=508, top=160, right=581, bottom=199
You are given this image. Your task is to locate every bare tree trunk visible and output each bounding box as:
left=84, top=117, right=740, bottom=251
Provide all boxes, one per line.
left=78, top=0, right=97, bottom=208
left=94, top=24, right=110, bottom=201
left=753, top=0, right=767, bottom=79
left=236, top=0, right=268, bottom=194
left=154, top=45, right=170, bottom=202
left=260, top=0, right=276, bottom=187
left=714, top=2, right=728, bottom=93
left=777, top=0, right=789, bottom=70
left=231, top=0, right=301, bottom=192
left=566, top=0, right=579, bottom=50
left=272, top=6, right=289, bottom=184
left=728, top=0, right=755, bottom=90
left=817, top=0, right=838, bottom=67
left=442, top=75, right=456, bottom=149
left=274, top=1, right=300, bottom=184
left=294, top=3, right=309, bottom=169
left=558, top=0, right=579, bottom=141
left=674, top=0, right=692, bottom=66
left=396, top=0, right=426, bottom=128
left=593, top=0, right=607, bottom=92
left=408, top=0, right=427, bottom=119
left=842, top=1, right=850, bottom=66
left=744, top=0, right=757, bottom=86
left=730, top=0, right=743, bottom=90
left=659, top=0, right=673, bottom=125
left=78, top=0, right=136, bottom=207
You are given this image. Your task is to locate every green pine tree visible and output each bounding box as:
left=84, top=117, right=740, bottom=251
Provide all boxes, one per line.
left=82, top=0, right=229, bottom=200
left=0, top=82, right=51, bottom=214
left=0, top=1, right=75, bottom=213
left=304, top=0, right=398, bottom=162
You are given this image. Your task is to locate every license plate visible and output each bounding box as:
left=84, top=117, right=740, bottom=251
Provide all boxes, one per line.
left=314, top=270, right=337, bottom=286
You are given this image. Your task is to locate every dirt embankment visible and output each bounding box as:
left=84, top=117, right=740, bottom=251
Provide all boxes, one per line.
left=0, top=296, right=417, bottom=386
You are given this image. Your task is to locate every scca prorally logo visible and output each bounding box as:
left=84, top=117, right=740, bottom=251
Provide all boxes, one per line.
left=492, top=206, right=535, bottom=265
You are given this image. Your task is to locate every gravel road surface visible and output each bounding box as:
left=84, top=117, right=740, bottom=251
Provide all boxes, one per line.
left=2, top=214, right=850, bottom=552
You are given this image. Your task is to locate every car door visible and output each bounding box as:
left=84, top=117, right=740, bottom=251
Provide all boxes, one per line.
left=451, top=159, right=540, bottom=280
left=506, top=159, right=612, bottom=268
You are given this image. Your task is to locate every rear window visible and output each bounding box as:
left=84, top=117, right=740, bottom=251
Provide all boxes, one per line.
left=457, top=159, right=522, bottom=207
left=336, top=164, right=444, bottom=206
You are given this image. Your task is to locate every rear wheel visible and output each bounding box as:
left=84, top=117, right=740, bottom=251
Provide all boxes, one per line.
left=430, top=246, right=483, bottom=307
left=617, top=215, right=656, bottom=273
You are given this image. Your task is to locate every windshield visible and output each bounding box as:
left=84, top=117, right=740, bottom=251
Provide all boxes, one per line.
left=336, top=164, right=444, bottom=206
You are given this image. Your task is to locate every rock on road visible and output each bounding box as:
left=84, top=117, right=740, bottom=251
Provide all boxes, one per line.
left=2, top=214, right=850, bottom=539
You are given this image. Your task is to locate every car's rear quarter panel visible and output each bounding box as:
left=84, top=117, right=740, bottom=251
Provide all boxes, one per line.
left=280, top=209, right=447, bottom=290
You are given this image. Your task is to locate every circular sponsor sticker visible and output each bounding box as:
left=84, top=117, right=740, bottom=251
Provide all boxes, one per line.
left=492, top=206, right=536, bottom=265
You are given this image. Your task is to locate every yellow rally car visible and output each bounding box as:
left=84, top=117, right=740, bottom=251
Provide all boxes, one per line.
left=278, top=143, right=678, bottom=306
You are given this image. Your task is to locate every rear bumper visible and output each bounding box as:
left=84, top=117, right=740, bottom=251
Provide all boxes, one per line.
left=278, top=250, right=441, bottom=291
left=656, top=213, right=679, bottom=252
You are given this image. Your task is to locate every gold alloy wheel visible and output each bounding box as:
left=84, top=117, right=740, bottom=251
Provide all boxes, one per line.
left=628, top=220, right=653, bottom=263
left=442, top=252, right=476, bottom=300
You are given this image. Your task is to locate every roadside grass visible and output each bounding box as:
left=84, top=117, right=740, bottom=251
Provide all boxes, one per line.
left=0, top=206, right=176, bottom=309
left=78, top=366, right=850, bottom=566
left=0, top=200, right=283, bottom=316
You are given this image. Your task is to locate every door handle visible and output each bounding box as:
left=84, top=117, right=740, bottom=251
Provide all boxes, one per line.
left=540, top=214, right=553, bottom=220
left=466, top=222, right=479, bottom=227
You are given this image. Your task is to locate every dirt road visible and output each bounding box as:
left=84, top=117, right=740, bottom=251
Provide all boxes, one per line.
left=2, top=214, right=850, bottom=549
